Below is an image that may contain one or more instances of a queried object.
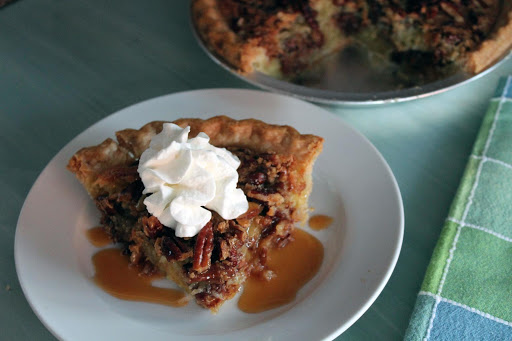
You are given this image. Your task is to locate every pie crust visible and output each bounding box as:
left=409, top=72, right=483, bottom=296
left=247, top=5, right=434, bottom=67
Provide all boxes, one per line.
left=68, top=116, right=323, bottom=311
left=467, top=1, right=512, bottom=73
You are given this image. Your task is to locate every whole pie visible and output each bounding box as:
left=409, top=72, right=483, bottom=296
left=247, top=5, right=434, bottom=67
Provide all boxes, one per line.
left=192, top=0, right=512, bottom=78
left=67, top=116, right=323, bottom=312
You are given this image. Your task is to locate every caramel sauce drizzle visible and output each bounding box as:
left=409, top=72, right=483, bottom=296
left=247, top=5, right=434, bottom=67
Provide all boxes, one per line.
left=308, top=214, right=333, bottom=231
left=92, top=248, right=188, bottom=307
left=86, top=226, right=112, bottom=247
left=87, top=221, right=325, bottom=312
left=238, top=229, right=324, bottom=313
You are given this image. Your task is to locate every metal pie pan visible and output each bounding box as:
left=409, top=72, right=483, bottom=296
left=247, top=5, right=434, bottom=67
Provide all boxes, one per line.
left=190, top=5, right=512, bottom=105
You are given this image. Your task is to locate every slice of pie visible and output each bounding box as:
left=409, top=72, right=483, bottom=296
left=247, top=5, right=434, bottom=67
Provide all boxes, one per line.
left=67, top=116, right=323, bottom=312
left=192, top=0, right=512, bottom=79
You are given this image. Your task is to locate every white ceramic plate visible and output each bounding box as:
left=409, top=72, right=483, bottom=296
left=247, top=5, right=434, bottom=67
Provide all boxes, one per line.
left=15, top=89, right=403, bottom=341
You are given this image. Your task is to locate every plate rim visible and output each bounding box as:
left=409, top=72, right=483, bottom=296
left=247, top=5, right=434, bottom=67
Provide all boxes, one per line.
left=15, top=88, right=404, bottom=341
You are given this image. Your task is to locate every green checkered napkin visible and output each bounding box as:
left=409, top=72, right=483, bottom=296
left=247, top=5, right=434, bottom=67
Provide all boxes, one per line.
left=405, top=77, right=512, bottom=341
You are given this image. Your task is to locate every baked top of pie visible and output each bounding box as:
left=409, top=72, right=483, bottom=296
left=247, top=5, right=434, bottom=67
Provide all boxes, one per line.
left=192, top=0, right=512, bottom=79
left=67, top=116, right=323, bottom=312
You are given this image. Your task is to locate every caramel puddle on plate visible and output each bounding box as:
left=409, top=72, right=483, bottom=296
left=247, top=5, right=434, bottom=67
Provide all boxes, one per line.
left=86, top=226, right=112, bottom=247
left=238, top=228, right=324, bottom=313
left=308, top=214, right=333, bottom=231
left=86, top=227, right=187, bottom=307
left=92, top=248, right=188, bottom=307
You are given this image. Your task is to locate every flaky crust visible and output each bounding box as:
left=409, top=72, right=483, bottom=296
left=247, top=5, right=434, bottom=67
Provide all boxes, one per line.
left=466, top=2, right=512, bottom=73
left=68, top=116, right=323, bottom=198
left=117, top=116, right=323, bottom=161
left=191, top=0, right=244, bottom=71
left=67, top=138, right=135, bottom=198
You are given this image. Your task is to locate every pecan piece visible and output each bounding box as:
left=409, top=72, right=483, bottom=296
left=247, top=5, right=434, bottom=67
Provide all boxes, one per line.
left=440, top=2, right=464, bottom=24
left=216, top=221, right=230, bottom=233
left=95, top=195, right=116, bottom=215
left=158, top=234, right=193, bottom=262
left=248, top=171, right=267, bottom=185
left=219, top=240, right=230, bottom=261
left=188, top=262, right=238, bottom=283
left=237, top=201, right=263, bottom=220
left=426, top=7, right=438, bottom=20
left=475, top=0, right=491, bottom=8
left=195, top=292, right=222, bottom=310
left=129, top=243, right=142, bottom=264
left=142, top=215, right=164, bottom=239
left=193, top=221, right=214, bottom=273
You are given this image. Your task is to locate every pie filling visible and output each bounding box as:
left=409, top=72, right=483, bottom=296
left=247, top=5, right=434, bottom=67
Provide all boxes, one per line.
left=68, top=117, right=323, bottom=312
left=193, top=0, right=509, bottom=78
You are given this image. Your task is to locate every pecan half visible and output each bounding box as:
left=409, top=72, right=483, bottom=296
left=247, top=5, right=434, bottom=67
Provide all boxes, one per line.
left=193, top=221, right=214, bottom=273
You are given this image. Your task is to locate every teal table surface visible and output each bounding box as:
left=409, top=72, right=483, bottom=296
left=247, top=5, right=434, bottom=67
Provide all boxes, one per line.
left=1, top=1, right=512, bottom=340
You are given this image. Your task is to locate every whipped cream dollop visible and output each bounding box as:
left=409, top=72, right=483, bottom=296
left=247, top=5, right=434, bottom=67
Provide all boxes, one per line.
left=137, top=123, right=249, bottom=238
